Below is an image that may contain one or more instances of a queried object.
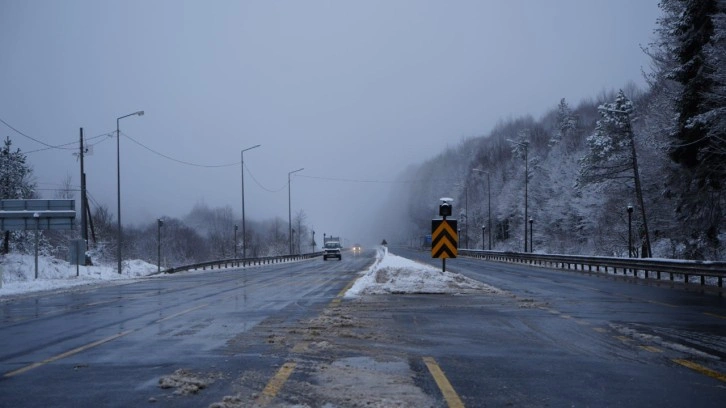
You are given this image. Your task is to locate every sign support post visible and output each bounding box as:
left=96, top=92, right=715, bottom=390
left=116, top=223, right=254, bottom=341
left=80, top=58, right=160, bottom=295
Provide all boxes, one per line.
left=1, top=199, right=76, bottom=279
left=432, top=198, right=458, bottom=272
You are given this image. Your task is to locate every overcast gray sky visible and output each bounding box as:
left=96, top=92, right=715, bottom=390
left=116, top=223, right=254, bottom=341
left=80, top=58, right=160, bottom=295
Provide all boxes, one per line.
left=1, top=0, right=661, bottom=244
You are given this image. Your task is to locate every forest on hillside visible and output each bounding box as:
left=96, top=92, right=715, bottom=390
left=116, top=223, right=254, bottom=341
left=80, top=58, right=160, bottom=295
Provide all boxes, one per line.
left=384, top=0, right=726, bottom=261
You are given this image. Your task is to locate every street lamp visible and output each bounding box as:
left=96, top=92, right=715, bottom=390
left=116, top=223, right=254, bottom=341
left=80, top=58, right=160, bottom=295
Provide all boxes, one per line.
left=240, top=144, right=260, bottom=259
left=454, top=183, right=469, bottom=249
left=116, top=110, right=144, bottom=274
left=465, top=186, right=468, bottom=249
left=529, top=217, right=533, bottom=253
left=481, top=225, right=486, bottom=250
left=508, top=140, right=529, bottom=253
left=288, top=167, right=304, bottom=255
left=234, top=224, right=238, bottom=259
left=472, top=168, right=492, bottom=250
left=627, top=205, right=633, bottom=258
left=157, top=218, right=163, bottom=274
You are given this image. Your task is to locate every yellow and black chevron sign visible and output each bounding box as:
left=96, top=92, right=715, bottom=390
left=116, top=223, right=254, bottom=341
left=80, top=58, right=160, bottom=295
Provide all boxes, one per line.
left=431, top=219, right=458, bottom=259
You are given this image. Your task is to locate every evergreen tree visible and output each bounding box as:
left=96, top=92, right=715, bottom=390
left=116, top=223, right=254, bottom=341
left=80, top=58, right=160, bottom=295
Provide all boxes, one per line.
left=550, top=98, right=578, bottom=150
left=669, top=0, right=725, bottom=186
left=0, top=137, right=37, bottom=253
left=578, top=91, right=653, bottom=257
left=662, top=0, right=725, bottom=257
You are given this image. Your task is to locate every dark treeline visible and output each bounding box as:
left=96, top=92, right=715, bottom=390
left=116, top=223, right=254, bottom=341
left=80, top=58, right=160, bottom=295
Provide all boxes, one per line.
left=83, top=202, right=313, bottom=268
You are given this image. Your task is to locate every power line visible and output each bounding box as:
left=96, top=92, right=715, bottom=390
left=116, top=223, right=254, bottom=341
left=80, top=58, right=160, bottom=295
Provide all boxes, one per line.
left=0, top=114, right=115, bottom=154
left=28, top=133, right=113, bottom=155
left=0, top=116, right=84, bottom=151
left=244, top=162, right=288, bottom=193
left=297, top=174, right=443, bottom=185
left=121, top=132, right=240, bottom=168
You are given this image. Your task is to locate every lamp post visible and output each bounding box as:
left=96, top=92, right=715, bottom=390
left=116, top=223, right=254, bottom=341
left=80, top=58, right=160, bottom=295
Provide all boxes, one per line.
left=234, top=224, right=238, bottom=259
left=34, top=212, right=40, bottom=279
left=627, top=205, right=633, bottom=258
left=508, top=140, right=529, bottom=253
left=465, top=186, right=469, bottom=249
left=116, top=110, right=144, bottom=274
left=157, top=218, right=163, bottom=274
left=288, top=167, right=304, bottom=255
left=529, top=217, right=533, bottom=253
left=473, top=168, right=492, bottom=250
left=482, top=225, right=486, bottom=250
left=312, top=230, right=316, bottom=253
left=240, top=144, right=260, bottom=259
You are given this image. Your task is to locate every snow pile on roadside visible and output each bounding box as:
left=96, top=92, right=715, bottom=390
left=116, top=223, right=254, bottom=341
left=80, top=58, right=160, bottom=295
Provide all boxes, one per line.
left=0, top=253, right=158, bottom=297
left=345, top=247, right=501, bottom=297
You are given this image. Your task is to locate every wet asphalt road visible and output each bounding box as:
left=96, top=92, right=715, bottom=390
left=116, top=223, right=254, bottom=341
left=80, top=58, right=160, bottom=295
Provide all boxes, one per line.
left=0, top=254, right=370, bottom=407
left=1, top=248, right=725, bottom=407
left=388, top=247, right=726, bottom=407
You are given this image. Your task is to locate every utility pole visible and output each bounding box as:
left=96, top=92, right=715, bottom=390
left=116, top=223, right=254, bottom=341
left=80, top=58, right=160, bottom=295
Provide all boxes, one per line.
left=524, top=143, right=532, bottom=253
left=157, top=218, right=163, bottom=273
left=79, top=128, right=88, bottom=253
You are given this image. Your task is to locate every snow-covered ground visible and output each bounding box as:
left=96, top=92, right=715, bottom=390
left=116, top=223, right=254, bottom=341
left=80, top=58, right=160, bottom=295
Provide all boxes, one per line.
left=0, top=253, right=159, bottom=298
left=346, top=247, right=501, bottom=296
left=1, top=247, right=498, bottom=300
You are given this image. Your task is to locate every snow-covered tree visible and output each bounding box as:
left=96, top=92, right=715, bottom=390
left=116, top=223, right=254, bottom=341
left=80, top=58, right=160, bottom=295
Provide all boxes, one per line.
left=550, top=98, right=579, bottom=150
left=578, top=91, right=653, bottom=257
left=655, top=0, right=726, bottom=257
left=0, top=137, right=37, bottom=254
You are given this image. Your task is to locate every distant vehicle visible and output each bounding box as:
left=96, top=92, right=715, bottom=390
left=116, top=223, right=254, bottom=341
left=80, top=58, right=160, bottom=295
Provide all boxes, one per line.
left=352, top=243, right=362, bottom=252
left=323, top=236, right=342, bottom=261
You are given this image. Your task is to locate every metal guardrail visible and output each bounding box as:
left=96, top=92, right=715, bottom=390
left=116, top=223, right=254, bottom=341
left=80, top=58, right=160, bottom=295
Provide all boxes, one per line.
left=458, top=249, right=726, bottom=289
left=164, top=252, right=323, bottom=274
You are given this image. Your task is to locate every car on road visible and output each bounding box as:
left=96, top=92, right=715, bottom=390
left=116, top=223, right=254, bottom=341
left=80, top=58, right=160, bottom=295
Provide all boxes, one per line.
left=323, top=242, right=342, bottom=261
left=352, top=243, right=362, bottom=252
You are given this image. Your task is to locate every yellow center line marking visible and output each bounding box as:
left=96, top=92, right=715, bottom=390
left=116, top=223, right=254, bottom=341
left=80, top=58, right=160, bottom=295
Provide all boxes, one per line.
left=639, top=345, right=662, bottom=353
left=3, top=330, right=134, bottom=378
left=4, top=301, right=214, bottom=378
left=154, top=303, right=210, bottom=323
left=423, top=357, right=465, bottom=408
left=593, top=327, right=607, bottom=333
left=615, top=335, right=632, bottom=343
left=704, top=312, right=726, bottom=320
left=673, top=359, right=726, bottom=383
left=257, top=362, right=296, bottom=406
left=329, top=277, right=358, bottom=307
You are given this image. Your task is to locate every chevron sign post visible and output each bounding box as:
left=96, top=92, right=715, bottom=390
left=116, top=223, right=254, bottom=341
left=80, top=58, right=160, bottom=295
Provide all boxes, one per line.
left=432, top=198, right=458, bottom=271
left=432, top=219, right=458, bottom=258
left=432, top=219, right=458, bottom=272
